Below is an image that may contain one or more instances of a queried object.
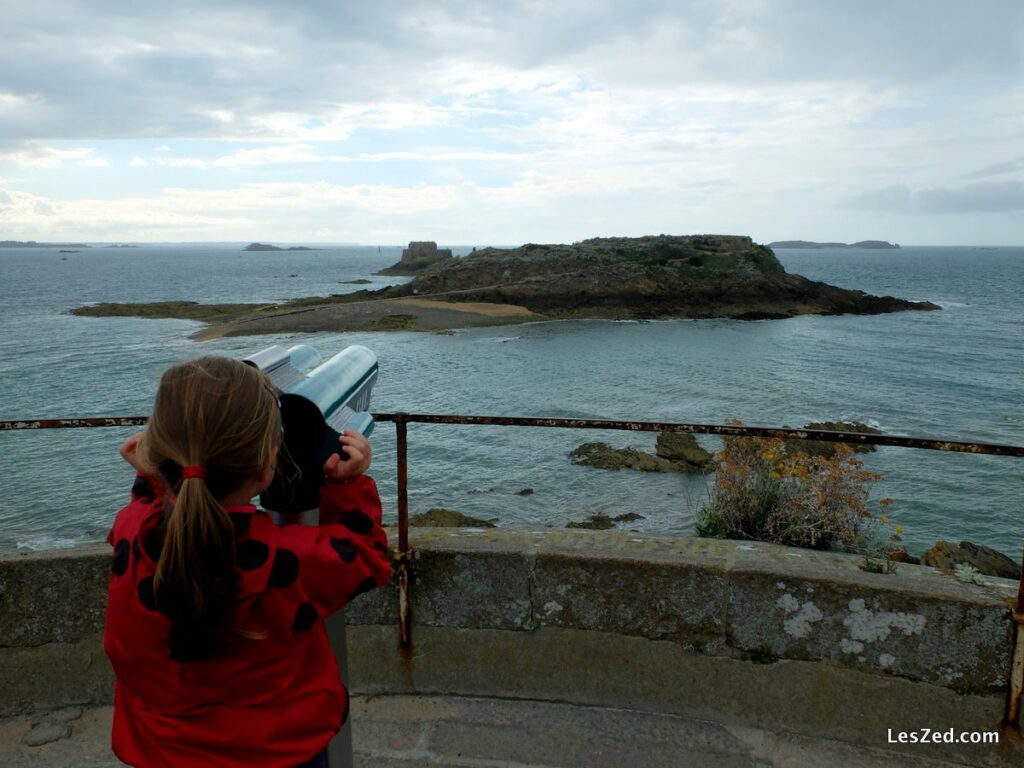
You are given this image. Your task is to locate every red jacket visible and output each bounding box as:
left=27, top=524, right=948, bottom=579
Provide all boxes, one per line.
left=103, top=473, right=391, bottom=768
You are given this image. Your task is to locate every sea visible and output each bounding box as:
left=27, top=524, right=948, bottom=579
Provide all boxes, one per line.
left=0, top=243, right=1021, bottom=558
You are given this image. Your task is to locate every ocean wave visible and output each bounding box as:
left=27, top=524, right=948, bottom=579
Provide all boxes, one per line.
left=16, top=535, right=80, bottom=551
left=475, top=336, right=521, bottom=343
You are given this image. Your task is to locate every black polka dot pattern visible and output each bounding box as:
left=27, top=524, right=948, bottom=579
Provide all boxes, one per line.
left=229, top=513, right=251, bottom=538
left=138, top=576, right=157, bottom=611
left=340, top=510, right=374, bottom=535
left=269, top=549, right=299, bottom=588
left=292, top=602, right=318, bottom=631
left=348, top=576, right=377, bottom=602
left=237, top=540, right=269, bottom=570
left=330, top=537, right=357, bottom=563
left=112, top=539, right=130, bottom=576
left=141, top=529, right=163, bottom=561
left=132, top=476, right=155, bottom=502
left=372, top=541, right=388, bottom=554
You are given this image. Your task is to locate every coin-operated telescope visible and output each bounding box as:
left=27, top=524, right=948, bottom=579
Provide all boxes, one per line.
left=244, top=344, right=378, bottom=515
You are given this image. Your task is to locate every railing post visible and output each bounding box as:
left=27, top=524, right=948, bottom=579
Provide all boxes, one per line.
left=394, top=413, right=412, bottom=649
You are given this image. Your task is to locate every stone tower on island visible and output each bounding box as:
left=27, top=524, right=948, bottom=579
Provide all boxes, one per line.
left=378, top=241, right=454, bottom=275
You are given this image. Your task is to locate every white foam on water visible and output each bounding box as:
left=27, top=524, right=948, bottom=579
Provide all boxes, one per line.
left=16, top=535, right=79, bottom=551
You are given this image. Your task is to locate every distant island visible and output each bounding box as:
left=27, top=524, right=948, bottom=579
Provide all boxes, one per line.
left=769, top=240, right=900, bottom=249
left=0, top=240, right=91, bottom=249
left=72, top=234, right=938, bottom=338
left=243, top=242, right=321, bottom=252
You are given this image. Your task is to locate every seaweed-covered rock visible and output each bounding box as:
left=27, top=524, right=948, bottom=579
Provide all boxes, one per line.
left=570, top=442, right=677, bottom=472
left=566, top=512, right=645, bottom=530
left=921, top=540, right=1020, bottom=579
left=655, top=432, right=714, bottom=470
left=571, top=440, right=711, bottom=474
left=409, top=508, right=496, bottom=528
left=785, top=421, right=881, bottom=458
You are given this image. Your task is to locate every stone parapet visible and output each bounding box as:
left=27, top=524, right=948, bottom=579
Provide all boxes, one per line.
left=1, top=529, right=1020, bottom=765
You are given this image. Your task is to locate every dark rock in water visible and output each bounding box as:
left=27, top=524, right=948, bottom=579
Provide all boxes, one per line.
left=655, top=432, right=714, bottom=470
left=572, top=439, right=711, bottom=474
left=342, top=279, right=373, bottom=284
left=921, top=540, right=1020, bottom=579
left=566, top=512, right=645, bottom=529
left=567, top=513, right=616, bottom=530
left=785, top=421, right=881, bottom=458
left=571, top=442, right=678, bottom=472
left=409, top=508, right=496, bottom=528
left=517, top=488, right=534, bottom=496
left=888, top=549, right=921, bottom=565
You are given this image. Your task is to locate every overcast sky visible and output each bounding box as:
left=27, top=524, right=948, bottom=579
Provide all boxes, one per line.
left=1, top=0, right=1022, bottom=245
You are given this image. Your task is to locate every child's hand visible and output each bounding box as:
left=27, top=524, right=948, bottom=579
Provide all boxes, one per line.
left=119, top=432, right=147, bottom=473
left=323, top=430, right=372, bottom=483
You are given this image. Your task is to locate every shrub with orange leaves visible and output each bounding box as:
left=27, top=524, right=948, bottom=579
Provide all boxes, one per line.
left=695, top=421, right=898, bottom=551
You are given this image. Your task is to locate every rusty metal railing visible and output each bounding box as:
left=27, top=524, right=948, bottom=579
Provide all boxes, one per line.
left=3, top=412, right=1024, bottom=731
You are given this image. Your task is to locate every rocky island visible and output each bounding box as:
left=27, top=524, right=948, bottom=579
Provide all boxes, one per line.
left=243, top=242, right=321, bottom=251
left=769, top=240, right=900, bottom=249
left=1, top=240, right=91, bottom=248
left=71, top=234, right=939, bottom=338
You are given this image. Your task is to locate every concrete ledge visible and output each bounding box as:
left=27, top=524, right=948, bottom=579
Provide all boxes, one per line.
left=348, top=529, right=1017, bottom=692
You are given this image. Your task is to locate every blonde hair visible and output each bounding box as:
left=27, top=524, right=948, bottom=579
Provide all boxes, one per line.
left=141, top=356, right=281, bottom=661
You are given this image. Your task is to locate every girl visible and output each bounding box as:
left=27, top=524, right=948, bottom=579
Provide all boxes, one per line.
left=103, top=356, right=392, bottom=768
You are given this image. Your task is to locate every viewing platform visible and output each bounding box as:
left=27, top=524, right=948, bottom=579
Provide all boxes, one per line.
left=2, top=528, right=1021, bottom=767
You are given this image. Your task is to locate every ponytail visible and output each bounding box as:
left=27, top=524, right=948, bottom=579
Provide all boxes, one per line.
left=143, top=356, right=282, bottom=663
left=154, top=471, right=237, bottom=662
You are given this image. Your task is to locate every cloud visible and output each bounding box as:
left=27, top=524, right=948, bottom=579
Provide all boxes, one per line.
left=962, top=158, right=1024, bottom=180
left=1, top=1, right=1020, bottom=146
left=848, top=181, right=1024, bottom=214
left=211, top=144, right=336, bottom=167
left=1, top=2, right=1023, bottom=244
left=0, top=143, right=108, bottom=168
left=151, top=156, right=207, bottom=169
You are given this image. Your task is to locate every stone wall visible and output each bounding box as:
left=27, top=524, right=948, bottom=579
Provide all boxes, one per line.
left=1, top=529, right=1020, bottom=765
left=400, top=241, right=452, bottom=266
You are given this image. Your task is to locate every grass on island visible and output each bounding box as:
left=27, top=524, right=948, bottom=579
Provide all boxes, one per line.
left=367, top=313, right=417, bottom=331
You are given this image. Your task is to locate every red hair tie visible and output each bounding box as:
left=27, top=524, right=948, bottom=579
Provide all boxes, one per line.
left=182, top=465, right=207, bottom=480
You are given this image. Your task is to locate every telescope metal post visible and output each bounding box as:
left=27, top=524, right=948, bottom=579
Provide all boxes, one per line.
left=325, top=609, right=354, bottom=768
left=395, top=414, right=412, bottom=648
